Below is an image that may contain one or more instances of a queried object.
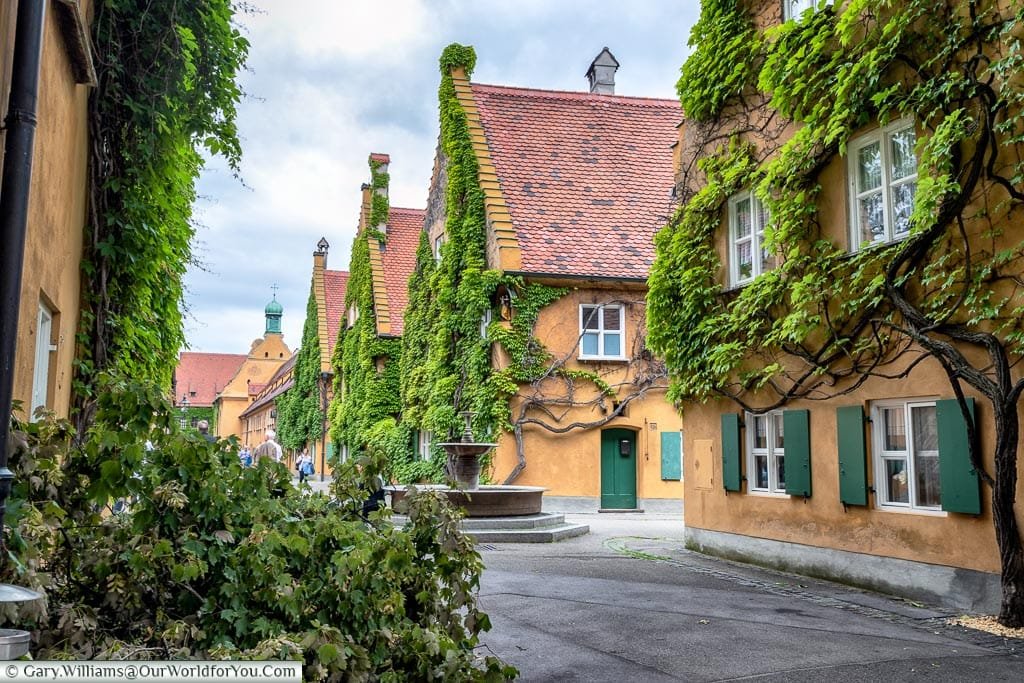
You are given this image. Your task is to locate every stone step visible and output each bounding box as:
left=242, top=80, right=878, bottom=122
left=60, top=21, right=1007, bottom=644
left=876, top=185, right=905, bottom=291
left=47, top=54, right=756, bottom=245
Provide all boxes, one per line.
left=459, top=512, right=566, bottom=530
left=465, top=523, right=590, bottom=544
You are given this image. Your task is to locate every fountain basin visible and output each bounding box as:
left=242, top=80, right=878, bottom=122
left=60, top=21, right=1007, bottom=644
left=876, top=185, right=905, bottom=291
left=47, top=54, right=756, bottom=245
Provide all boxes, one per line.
left=388, top=484, right=545, bottom=517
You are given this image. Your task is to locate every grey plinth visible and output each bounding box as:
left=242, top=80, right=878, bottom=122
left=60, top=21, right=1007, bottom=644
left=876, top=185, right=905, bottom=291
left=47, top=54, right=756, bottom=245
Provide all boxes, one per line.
left=388, top=484, right=545, bottom=517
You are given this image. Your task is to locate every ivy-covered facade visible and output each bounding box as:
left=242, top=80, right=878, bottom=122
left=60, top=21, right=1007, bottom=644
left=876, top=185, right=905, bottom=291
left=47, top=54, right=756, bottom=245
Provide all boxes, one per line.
left=398, top=45, right=685, bottom=507
left=649, top=0, right=1024, bottom=618
left=275, top=241, right=348, bottom=472
left=328, top=155, right=427, bottom=481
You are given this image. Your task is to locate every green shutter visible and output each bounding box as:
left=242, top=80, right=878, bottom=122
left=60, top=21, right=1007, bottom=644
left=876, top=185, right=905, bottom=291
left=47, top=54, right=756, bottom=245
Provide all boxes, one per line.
left=836, top=405, right=868, bottom=506
left=721, top=413, right=742, bottom=492
left=783, top=409, right=811, bottom=497
left=660, top=431, right=682, bottom=480
left=936, top=398, right=981, bottom=515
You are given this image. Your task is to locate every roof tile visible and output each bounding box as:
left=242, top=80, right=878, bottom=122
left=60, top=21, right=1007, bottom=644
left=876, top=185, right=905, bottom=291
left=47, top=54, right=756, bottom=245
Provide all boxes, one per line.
left=470, top=83, right=680, bottom=279
left=381, top=207, right=424, bottom=336
left=174, top=352, right=247, bottom=406
left=323, top=270, right=349, bottom=353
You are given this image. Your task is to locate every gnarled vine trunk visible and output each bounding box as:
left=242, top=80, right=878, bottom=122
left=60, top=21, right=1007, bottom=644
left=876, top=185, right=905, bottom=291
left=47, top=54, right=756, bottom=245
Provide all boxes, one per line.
left=992, top=401, right=1024, bottom=626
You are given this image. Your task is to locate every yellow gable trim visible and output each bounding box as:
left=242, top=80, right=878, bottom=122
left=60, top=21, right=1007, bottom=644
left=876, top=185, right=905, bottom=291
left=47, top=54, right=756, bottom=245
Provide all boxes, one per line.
left=450, top=68, right=522, bottom=271
left=357, top=184, right=392, bottom=337
left=313, top=256, right=331, bottom=373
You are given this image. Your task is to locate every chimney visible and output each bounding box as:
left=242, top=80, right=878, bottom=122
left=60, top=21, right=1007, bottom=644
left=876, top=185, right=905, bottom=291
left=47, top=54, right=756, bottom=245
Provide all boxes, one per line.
left=369, top=153, right=390, bottom=236
left=586, top=47, right=619, bottom=95
left=313, top=236, right=329, bottom=272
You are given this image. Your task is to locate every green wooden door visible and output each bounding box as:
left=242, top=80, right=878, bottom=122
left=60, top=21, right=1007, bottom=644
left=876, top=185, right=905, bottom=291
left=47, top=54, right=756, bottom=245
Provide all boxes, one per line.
left=601, top=428, right=637, bottom=509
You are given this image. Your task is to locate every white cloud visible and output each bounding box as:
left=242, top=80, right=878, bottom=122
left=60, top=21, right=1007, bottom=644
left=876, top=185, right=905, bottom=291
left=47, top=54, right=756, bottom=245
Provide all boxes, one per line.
left=246, top=0, right=435, bottom=65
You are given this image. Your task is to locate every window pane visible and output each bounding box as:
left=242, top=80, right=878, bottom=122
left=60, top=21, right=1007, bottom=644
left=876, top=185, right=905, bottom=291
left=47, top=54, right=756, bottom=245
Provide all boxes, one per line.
left=858, top=192, right=885, bottom=242
left=737, top=241, right=753, bottom=279
left=885, top=458, right=909, bottom=503
left=735, top=198, right=752, bottom=238
left=883, top=407, right=906, bottom=450
left=775, top=454, right=786, bottom=490
left=603, top=332, right=621, bottom=357
left=755, top=454, right=769, bottom=489
left=753, top=415, right=768, bottom=450
left=890, top=128, right=917, bottom=180
left=755, top=198, right=769, bottom=233
left=603, top=306, right=621, bottom=331
left=582, top=333, right=599, bottom=355
left=891, top=181, right=916, bottom=237
left=582, top=306, right=600, bottom=331
left=912, top=405, right=940, bottom=507
left=911, top=405, right=938, bottom=451
left=858, top=142, right=882, bottom=192
left=773, top=413, right=784, bottom=449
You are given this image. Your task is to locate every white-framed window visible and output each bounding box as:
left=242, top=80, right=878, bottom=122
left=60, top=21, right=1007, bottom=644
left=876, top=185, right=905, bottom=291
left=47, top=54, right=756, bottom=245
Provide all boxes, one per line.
left=871, top=399, right=942, bottom=512
left=784, top=0, right=830, bottom=21
left=848, top=119, right=917, bottom=249
left=728, top=191, right=772, bottom=286
left=179, top=418, right=188, bottom=430
left=579, top=304, right=625, bottom=360
left=479, top=308, right=492, bottom=338
left=31, top=302, right=55, bottom=419
left=747, top=411, right=786, bottom=494
left=433, top=234, right=445, bottom=263
left=417, top=430, right=433, bottom=461
left=347, top=304, right=359, bottom=328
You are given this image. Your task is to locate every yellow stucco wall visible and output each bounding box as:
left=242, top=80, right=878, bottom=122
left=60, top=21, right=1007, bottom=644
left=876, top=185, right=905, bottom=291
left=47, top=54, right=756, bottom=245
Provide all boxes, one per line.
left=676, top=3, right=1019, bottom=573
left=4, top=1, right=92, bottom=420
left=683, top=355, right=1014, bottom=574
left=488, top=286, right=684, bottom=502
left=215, top=334, right=291, bottom=439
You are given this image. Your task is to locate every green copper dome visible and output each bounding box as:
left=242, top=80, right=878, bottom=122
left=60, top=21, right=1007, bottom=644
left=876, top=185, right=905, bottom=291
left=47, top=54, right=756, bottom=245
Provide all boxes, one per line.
left=265, top=297, right=283, bottom=315
left=265, top=294, right=283, bottom=334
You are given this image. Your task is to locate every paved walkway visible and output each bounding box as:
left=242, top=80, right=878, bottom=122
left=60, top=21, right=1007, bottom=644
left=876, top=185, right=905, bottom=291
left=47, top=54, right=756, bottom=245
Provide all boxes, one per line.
left=478, top=513, right=1024, bottom=682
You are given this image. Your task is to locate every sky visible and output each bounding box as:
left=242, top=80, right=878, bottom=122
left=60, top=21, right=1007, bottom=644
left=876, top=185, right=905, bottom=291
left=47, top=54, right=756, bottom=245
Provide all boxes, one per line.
left=184, top=0, right=700, bottom=353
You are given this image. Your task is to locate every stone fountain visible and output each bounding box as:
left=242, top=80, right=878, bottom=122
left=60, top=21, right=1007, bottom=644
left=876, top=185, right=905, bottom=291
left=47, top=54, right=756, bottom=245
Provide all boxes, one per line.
left=388, top=412, right=588, bottom=542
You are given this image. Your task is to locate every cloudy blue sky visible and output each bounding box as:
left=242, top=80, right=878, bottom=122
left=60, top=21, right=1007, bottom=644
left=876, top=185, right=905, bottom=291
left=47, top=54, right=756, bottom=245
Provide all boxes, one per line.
left=184, top=0, right=700, bottom=353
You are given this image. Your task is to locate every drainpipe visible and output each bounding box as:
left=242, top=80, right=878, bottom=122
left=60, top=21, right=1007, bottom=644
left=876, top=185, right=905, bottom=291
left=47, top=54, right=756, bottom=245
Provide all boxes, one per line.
left=0, top=0, right=48, bottom=558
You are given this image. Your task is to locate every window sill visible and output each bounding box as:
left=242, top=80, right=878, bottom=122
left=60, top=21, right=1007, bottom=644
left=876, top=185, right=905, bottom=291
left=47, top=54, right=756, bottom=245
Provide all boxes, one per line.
left=746, top=489, right=788, bottom=499
left=874, top=504, right=948, bottom=518
left=578, top=356, right=629, bottom=364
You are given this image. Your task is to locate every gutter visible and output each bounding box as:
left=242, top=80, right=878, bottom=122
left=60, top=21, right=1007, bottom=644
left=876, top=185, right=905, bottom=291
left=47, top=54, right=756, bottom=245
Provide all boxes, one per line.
left=0, top=0, right=47, bottom=552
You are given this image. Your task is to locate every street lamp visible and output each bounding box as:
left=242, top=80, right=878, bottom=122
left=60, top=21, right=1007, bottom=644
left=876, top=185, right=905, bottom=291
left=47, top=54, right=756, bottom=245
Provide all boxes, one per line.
left=319, top=371, right=332, bottom=482
left=180, top=395, right=189, bottom=430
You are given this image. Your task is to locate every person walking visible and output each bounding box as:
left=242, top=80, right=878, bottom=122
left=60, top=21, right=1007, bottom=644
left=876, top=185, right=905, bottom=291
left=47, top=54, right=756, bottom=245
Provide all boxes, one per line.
left=252, top=429, right=282, bottom=464
left=296, top=448, right=313, bottom=483
left=197, top=419, right=216, bottom=444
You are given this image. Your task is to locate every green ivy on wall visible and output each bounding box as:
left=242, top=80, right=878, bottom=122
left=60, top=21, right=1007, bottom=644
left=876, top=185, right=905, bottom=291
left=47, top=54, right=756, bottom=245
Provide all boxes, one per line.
left=398, top=44, right=503, bottom=450
left=396, top=45, right=615, bottom=483
left=276, top=291, right=323, bottom=452
left=76, top=1, right=248, bottom=416
left=328, top=157, right=411, bottom=476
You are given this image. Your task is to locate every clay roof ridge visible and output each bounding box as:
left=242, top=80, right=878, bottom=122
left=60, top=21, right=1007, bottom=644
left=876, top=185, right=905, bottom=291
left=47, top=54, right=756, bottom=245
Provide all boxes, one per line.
left=471, top=81, right=680, bottom=107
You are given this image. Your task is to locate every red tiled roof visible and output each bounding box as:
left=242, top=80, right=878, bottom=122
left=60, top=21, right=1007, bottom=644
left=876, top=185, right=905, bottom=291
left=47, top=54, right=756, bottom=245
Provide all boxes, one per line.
left=471, top=83, right=680, bottom=279
left=323, top=270, right=349, bottom=353
left=369, top=153, right=391, bottom=164
left=174, top=352, right=247, bottom=406
left=239, top=354, right=297, bottom=418
left=382, top=207, right=424, bottom=336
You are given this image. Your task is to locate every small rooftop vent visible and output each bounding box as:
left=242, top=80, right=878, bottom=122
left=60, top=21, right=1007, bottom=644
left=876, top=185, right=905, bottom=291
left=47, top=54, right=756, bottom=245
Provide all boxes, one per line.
left=586, top=47, right=619, bottom=95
